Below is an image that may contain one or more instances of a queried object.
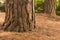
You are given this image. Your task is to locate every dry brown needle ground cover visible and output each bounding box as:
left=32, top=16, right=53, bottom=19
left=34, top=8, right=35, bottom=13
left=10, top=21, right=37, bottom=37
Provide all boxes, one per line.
left=0, top=12, right=60, bottom=40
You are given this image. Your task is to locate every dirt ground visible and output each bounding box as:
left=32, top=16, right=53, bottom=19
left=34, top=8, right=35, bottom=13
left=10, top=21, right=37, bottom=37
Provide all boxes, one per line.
left=0, top=12, right=60, bottom=40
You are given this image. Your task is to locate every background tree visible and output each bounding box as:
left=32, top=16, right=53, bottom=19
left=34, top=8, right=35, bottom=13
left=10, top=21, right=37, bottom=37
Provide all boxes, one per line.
left=44, top=0, right=56, bottom=17
left=2, top=0, right=35, bottom=32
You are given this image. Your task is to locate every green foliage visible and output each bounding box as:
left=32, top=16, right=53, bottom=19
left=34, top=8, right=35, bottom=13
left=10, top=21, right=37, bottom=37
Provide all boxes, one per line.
left=0, top=5, right=5, bottom=12
left=35, top=0, right=44, bottom=13
left=56, top=11, right=60, bottom=16
left=0, top=1, right=5, bottom=12
left=56, top=0, right=60, bottom=16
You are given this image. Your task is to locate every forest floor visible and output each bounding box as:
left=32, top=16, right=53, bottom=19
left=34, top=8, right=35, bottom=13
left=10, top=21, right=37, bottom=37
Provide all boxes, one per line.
left=0, top=12, right=60, bottom=40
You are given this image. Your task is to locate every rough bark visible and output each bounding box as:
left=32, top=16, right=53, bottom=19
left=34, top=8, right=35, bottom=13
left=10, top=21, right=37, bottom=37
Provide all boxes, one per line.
left=3, top=0, right=35, bottom=32
left=44, top=0, right=56, bottom=17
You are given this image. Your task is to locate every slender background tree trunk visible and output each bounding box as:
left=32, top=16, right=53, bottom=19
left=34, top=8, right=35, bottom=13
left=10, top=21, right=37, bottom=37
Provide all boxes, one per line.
left=44, top=0, right=56, bottom=17
left=3, top=0, right=35, bottom=32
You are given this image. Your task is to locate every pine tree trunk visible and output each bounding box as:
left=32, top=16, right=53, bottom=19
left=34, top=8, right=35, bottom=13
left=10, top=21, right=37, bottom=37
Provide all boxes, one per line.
left=44, top=0, right=56, bottom=17
left=3, top=0, right=35, bottom=32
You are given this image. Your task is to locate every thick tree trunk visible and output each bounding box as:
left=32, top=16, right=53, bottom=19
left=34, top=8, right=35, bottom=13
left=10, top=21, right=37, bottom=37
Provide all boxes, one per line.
left=44, top=0, right=56, bottom=17
left=3, top=0, right=35, bottom=32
